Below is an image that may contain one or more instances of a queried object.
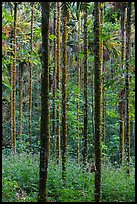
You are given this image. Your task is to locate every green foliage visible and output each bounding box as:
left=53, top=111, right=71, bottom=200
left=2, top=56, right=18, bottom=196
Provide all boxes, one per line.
left=2, top=153, right=39, bottom=202
left=102, top=163, right=135, bottom=202
left=2, top=153, right=135, bottom=202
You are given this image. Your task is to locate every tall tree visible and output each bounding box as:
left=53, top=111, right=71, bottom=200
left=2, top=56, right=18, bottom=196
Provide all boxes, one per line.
left=94, top=2, right=102, bottom=202
left=38, top=2, right=50, bottom=202
left=77, top=13, right=81, bottom=164
left=29, top=2, right=34, bottom=148
left=52, top=2, right=57, bottom=157
left=83, top=2, right=88, bottom=166
left=100, top=2, right=106, bottom=145
left=10, top=26, right=14, bottom=151
left=125, top=2, right=131, bottom=176
left=19, top=62, right=24, bottom=140
left=62, top=2, right=68, bottom=182
left=119, top=2, right=126, bottom=166
left=56, top=1, right=61, bottom=165
left=12, top=2, right=17, bottom=154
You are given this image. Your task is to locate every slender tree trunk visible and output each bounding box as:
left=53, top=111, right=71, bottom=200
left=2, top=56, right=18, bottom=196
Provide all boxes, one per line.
left=10, top=29, right=14, bottom=151
left=56, top=2, right=61, bottom=165
left=52, top=2, right=57, bottom=157
left=19, top=62, right=23, bottom=140
left=77, top=14, right=81, bottom=164
left=91, top=72, right=95, bottom=139
left=29, top=2, right=34, bottom=149
left=83, top=2, right=88, bottom=166
left=38, top=2, right=50, bottom=202
left=13, top=2, right=17, bottom=154
left=94, top=2, right=102, bottom=202
left=119, top=3, right=126, bottom=166
left=125, top=2, right=131, bottom=176
left=100, top=3, right=106, bottom=145
left=62, top=2, right=68, bottom=182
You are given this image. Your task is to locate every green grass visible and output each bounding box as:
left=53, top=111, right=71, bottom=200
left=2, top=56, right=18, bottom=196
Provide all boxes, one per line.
left=2, top=152, right=135, bottom=202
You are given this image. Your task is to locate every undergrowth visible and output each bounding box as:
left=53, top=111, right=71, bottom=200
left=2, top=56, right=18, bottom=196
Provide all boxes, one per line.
left=2, top=152, right=135, bottom=202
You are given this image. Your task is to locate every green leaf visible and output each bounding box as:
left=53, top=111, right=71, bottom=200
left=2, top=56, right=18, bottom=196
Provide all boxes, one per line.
left=3, top=9, right=14, bottom=22
left=49, top=34, right=56, bottom=41
left=2, top=80, right=12, bottom=92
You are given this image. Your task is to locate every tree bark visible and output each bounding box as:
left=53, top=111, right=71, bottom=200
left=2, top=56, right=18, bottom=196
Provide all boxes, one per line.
left=52, top=2, right=57, bottom=158
left=13, top=2, right=17, bottom=154
left=29, top=2, right=34, bottom=149
left=62, top=2, right=68, bottom=183
left=38, top=2, right=50, bottom=202
left=56, top=2, right=61, bottom=165
left=83, top=2, right=88, bottom=166
left=94, top=2, right=102, bottom=202
left=125, top=2, right=131, bottom=176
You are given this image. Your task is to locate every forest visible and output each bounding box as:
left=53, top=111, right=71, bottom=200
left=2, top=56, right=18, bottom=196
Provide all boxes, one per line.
left=2, top=2, right=135, bottom=202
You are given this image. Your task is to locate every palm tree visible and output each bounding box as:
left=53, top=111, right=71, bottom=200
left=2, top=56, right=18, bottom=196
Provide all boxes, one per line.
left=38, top=2, right=50, bottom=202
left=94, top=2, right=102, bottom=202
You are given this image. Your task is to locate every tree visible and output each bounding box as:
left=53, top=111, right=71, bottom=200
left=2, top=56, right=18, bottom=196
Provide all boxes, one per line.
left=100, top=3, right=106, bottom=145
left=12, top=2, right=17, bottom=154
left=56, top=2, right=61, bottom=165
left=29, top=2, right=34, bottom=149
left=83, top=2, right=88, bottom=166
left=52, top=2, right=57, bottom=157
left=77, top=12, right=81, bottom=164
left=94, top=2, right=102, bottom=202
left=19, top=62, right=23, bottom=140
left=10, top=21, right=14, bottom=151
left=125, top=2, right=131, bottom=176
left=62, top=2, right=68, bottom=182
left=38, top=2, right=50, bottom=202
left=119, top=2, right=126, bottom=166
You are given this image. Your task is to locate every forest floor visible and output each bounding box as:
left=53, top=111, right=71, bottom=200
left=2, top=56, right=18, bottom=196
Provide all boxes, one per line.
left=2, top=152, right=135, bottom=202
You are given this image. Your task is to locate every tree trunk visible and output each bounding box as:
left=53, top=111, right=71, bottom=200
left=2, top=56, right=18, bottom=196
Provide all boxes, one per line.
left=94, top=2, right=102, bottom=202
left=10, top=30, right=14, bottom=151
left=13, top=2, right=17, bottom=154
left=19, top=62, right=24, bottom=140
left=77, top=14, right=81, bottom=164
left=119, top=3, right=126, bottom=166
left=52, top=2, right=57, bottom=158
left=83, top=2, right=88, bottom=166
left=29, top=2, right=34, bottom=149
left=125, top=2, right=131, bottom=176
left=100, top=3, right=106, bottom=146
left=62, top=2, right=68, bottom=182
left=38, top=2, right=50, bottom=202
left=56, top=2, right=61, bottom=165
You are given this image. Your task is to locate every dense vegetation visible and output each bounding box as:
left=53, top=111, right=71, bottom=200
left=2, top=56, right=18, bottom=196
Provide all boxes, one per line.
left=2, top=2, right=135, bottom=202
left=2, top=152, right=135, bottom=202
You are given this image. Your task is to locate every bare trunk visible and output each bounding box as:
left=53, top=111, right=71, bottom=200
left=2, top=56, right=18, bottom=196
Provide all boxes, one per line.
left=94, top=2, right=102, bottom=202
left=125, top=2, right=131, bottom=176
left=83, top=2, right=88, bottom=166
left=29, top=2, right=34, bottom=149
left=38, top=2, right=50, bottom=202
